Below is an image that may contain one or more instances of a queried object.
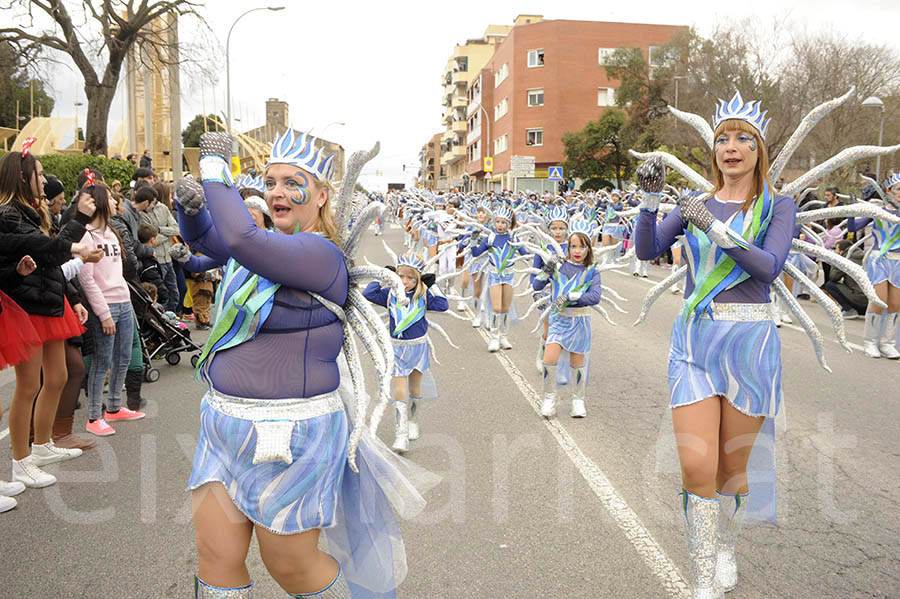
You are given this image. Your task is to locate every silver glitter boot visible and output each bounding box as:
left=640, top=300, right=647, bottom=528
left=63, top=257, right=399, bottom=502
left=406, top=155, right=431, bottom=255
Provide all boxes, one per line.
left=863, top=312, right=882, bottom=358
left=407, top=396, right=421, bottom=441
left=878, top=312, right=900, bottom=359
left=392, top=400, right=409, bottom=453
left=683, top=490, right=723, bottom=599
left=487, top=313, right=501, bottom=352
left=289, top=564, right=350, bottom=598
left=540, top=363, right=558, bottom=418
left=570, top=366, right=586, bottom=418
left=716, top=491, right=749, bottom=593
left=194, top=576, right=254, bottom=598
left=535, top=338, right=546, bottom=374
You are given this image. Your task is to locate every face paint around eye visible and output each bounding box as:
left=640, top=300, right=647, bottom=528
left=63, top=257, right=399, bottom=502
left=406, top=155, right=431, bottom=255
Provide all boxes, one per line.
left=288, top=187, right=311, bottom=205
left=715, top=136, right=729, bottom=146
left=286, top=170, right=313, bottom=205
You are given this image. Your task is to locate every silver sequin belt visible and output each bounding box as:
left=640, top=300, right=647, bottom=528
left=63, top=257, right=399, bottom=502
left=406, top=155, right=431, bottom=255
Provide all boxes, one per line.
left=204, top=388, right=344, bottom=465
left=391, top=336, right=427, bottom=347
left=685, top=301, right=773, bottom=322
left=559, top=307, right=591, bottom=317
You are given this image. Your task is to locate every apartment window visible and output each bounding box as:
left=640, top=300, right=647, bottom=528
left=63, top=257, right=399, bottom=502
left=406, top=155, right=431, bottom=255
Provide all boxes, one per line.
left=649, top=45, right=676, bottom=68
left=493, top=97, right=508, bottom=120
left=527, top=49, right=544, bottom=68
left=468, top=140, right=481, bottom=163
left=526, top=128, right=543, bottom=147
left=527, top=88, right=544, bottom=107
left=494, top=134, right=508, bottom=155
left=493, top=62, right=509, bottom=87
left=598, top=47, right=617, bottom=65
left=598, top=87, right=616, bottom=107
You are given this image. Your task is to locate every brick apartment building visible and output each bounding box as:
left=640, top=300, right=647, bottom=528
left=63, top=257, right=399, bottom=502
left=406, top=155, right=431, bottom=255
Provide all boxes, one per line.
left=461, top=16, right=686, bottom=192
left=418, top=132, right=443, bottom=189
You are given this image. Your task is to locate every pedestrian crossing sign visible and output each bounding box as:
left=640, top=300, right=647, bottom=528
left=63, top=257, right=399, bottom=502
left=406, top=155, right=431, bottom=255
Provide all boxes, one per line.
left=548, top=166, right=563, bottom=181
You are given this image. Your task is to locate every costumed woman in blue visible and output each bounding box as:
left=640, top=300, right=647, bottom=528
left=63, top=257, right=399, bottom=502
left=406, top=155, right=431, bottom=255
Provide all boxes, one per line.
left=363, top=251, right=448, bottom=453
left=847, top=172, right=900, bottom=359
left=533, top=219, right=602, bottom=419
left=530, top=204, right=569, bottom=374
left=634, top=93, right=798, bottom=599
left=469, top=205, right=526, bottom=352
left=176, top=130, right=436, bottom=598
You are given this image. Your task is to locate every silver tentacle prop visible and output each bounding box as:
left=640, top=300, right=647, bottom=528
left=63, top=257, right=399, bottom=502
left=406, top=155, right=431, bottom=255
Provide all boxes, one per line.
left=335, top=142, right=381, bottom=244
left=795, top=204, right=900, bottom=227
left=515, top=223, right=565, bottom=257
left=769, top=87, right=856, bottom=183
left=781, top=262, right=851, bottom=353
left=799, top=225, right=825, bottom=246
left=521, top=295, right=550, bottom=320
left=859, top=174, right=900, bottom=209
left=633, top=266, right=687, bottom=326
left=343, top=202, right=386, bottom=260
left=426, top=335, right=439, bottom=366
left=792, top=238, right=886, bottom=308
left=345, top=289, right=395, bottom=433
left=381, top=240, right=399, bottom=265
left=341, top=329, right=366, bottom=473
left=349, top=265, right=408, bottom=307
left=772, top=278, right=830, bottom=372
left=530, top=294, right=569, bottom=334
left=599, top=294, right=628, bottom=314
left=845, top=234, right=872, bottom=260
left=667, top=105, right=714, bottom=149
left=590, top=304, right=617, bottom=325
left=629, top=150, right=714, bottom=192
left=601, top=285, right=628, bottom=303
left=781, top=144, right=900, bottom=198
left=427, top=320, right=459, bottom=349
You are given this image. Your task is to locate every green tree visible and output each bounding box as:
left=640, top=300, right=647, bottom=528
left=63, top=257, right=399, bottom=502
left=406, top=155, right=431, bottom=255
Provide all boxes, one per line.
left=182, top=113, right=224, bottom=147
left=561, top=107, right=633, bottom=190
left=0, top=41, right=54, bottom=129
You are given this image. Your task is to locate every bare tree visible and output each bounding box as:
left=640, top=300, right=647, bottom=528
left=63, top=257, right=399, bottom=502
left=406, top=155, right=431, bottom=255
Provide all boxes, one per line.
left=0, top=0, right=207, bottom=155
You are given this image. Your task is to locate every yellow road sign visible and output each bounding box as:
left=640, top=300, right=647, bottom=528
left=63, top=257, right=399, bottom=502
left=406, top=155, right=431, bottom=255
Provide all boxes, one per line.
left=483, top=156, right=493, bottom=172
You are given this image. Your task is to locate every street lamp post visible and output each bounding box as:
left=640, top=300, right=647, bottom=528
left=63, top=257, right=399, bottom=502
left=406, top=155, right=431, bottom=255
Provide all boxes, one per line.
left=226, top=6, right=285, bottom=136
left=673, top=76, right=687, bottom=109
left=478, top=104, right=491, bottom=192
left=862, top=96, right=886, bottom=177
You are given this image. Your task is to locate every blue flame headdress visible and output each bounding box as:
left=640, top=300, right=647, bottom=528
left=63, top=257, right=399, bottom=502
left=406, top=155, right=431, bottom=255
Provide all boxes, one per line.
left=713, top=91, right=771, bottom=142
left=397, top=251, right=426, bottom=272
left=236, top=174, right=264, bottom=193
left=569, top=218, right=598, bottom=239
left=885, top=173, right=900, bottom=190
left=547, top=205, right=569, bottom=226
left=495, top=205, right=513, bottom=222
left=267, top=129, right=336, bottom=182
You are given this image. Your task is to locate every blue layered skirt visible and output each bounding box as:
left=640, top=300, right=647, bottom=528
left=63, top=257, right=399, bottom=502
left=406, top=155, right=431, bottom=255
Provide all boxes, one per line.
left=393, top=337, right=430, bottom=377
left=547, top=309, right=592, bottom=355
left=668, top=304, right=782, bottom=521
left=865, top=250, right=900, bottom=286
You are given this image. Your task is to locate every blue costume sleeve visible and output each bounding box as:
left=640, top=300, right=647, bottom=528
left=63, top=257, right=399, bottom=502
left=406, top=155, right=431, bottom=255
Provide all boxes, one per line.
left=176, top=203, right=230, bottom=264
left=202, top=181, right=348, bottom=303
left=530, top=253, right=545, bottom=288
left=635, top=206, right=683, bottom=260
left=183, top=254, right=223, bottom=273
left=470, top=238, right=489, bottom=257
left=574, top=271, right=603, bottom=307
left=362, top=281, right=389, bottom=307
left=425, top=290, right=449, bottom=312
left=846, top=217, right=872, bottom=234
left=722, top=196, right=796, bottom=284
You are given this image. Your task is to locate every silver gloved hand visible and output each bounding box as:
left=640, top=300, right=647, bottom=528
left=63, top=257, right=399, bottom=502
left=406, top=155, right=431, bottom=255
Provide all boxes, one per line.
left=174, top=178, right=206, bottom=217
left=537, top=254, right=564, bottom=280
left=635, top=157, right=666, bottom=212
left=567, top=290, right=583, bottom=303
left=199, top=132, right=235, bottom=186
left=677, top=193, right=749, bottom=250
left=169, top=243, right=191, bottom=264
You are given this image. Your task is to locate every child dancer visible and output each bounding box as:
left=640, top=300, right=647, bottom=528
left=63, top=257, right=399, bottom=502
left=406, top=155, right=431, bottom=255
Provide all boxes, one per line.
left=363, top=252, right=448, bottom=453
left=534, top=220, right=603, bottom=418
left=531, top=205, right=569, bottom=373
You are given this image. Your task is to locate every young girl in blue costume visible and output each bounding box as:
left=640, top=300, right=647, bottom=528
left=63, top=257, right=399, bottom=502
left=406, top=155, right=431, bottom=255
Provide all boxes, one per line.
left=461, top=201, right=492, bottom=328
left=363, top=252, right=448, bottom=453
left=470, top=205, right=526, bottom=352
left=176, top=131, right=432, bottom=599
left=531, top=204, right=569, bottom=373
left=635, top=93, right=796, bottom=598
left=847, top=173, right=900, bottom=359
left=533, top=221, right=602, bottom=419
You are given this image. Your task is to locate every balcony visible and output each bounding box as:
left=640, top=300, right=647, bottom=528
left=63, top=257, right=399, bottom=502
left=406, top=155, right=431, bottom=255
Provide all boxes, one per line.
left=451, top=119, right=467, bottom=134
left=443, top=144, right=466, bottom=165
left=452, top=70, right=467, bottom=86
left=466, top=128, right=481, bottom=146
left=451, top=94, right=467, bottom=109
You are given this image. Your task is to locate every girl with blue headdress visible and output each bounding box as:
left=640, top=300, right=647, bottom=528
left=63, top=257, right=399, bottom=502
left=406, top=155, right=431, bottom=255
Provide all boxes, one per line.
left=534, top=220, right=602, bottom=419
left=176, top=131, right=435, bottom=599
left=470, top=205, right=527, bottom=352
left=635, top=93, right=796, bottom=599
left=531, top=204, right=569, bottom=373
left=847, top=173, right=900, bottom=359
left=363, top=251, right=447, bottom=453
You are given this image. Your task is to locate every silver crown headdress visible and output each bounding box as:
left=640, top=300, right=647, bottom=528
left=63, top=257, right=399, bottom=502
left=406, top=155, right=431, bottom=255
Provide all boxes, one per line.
left=397, top=251, right=426, bottom=272
left=495, top=205, right=513, bottom=221
left=547, top=205, right=568, bottom=226
left=569, top=218, right=597, bottom=239
left=713, top=91, right=771, bottom=142
left=236, top=174, right=264, bottom=193
left=267, top=129, right=336, bottom=182
left=885, top=173, right=900, bottom=190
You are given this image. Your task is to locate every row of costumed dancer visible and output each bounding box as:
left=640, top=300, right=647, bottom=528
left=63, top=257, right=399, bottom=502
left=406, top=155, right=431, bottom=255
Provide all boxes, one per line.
left=155, top=84, right=899, bottom=597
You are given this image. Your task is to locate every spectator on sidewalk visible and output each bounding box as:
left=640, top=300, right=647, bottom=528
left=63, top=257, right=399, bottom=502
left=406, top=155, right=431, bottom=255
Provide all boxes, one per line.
left=139, top=183, right=180, bottom=313
left=136, top=223, right=168, bottom=307
left=139, top=150, right=152, bottom=169
left=824, top=240, right=868, bottom=319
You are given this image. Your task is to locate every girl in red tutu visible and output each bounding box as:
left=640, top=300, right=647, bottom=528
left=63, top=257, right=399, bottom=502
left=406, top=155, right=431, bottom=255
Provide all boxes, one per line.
left=0, top=146, right=99, bottom=491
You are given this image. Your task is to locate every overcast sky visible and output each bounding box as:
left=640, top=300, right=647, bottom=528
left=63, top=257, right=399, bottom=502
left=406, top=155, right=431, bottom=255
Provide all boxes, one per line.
left=38, top=0, right=900, bottom=190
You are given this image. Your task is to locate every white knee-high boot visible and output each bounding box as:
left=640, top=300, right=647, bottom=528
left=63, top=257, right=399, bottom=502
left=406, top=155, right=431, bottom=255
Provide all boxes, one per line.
left=570, top=366, right=586, bottom=417
left=392, top=400, right=409, bottom=453
left=540, top=363, right=558, bottom=418
left=879, top=312, right=900, bottom=359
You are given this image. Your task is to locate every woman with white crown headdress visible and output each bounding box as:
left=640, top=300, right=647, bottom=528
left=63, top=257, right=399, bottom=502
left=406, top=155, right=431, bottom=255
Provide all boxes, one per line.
left=363, top=251, right=448, bottom=453
left=634, top=92, right=798, bottom=599
left=847, top=172, right=900, bottom=358
left=175, top=130, right=436, bottom=599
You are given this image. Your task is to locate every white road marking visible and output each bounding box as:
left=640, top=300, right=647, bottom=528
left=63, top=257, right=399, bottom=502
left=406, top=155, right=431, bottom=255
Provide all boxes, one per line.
left=0, top=428, right=8, bottom=441
left=468, top=310, right=691, bottom=598
left=609, top=268, right=866, bottom=352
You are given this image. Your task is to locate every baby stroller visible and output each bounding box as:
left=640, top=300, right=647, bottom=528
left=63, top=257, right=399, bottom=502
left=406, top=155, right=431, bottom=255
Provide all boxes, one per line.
left=127, top=280, right=203, bottom=381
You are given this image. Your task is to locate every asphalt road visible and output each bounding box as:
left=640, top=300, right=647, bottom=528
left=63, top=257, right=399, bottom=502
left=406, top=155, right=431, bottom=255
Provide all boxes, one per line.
left=1, top=224, right=898, bottom=598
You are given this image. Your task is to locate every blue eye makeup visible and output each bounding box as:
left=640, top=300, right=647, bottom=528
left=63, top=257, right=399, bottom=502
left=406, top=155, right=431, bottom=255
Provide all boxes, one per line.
left=715, top=135, right=729, bottom=145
